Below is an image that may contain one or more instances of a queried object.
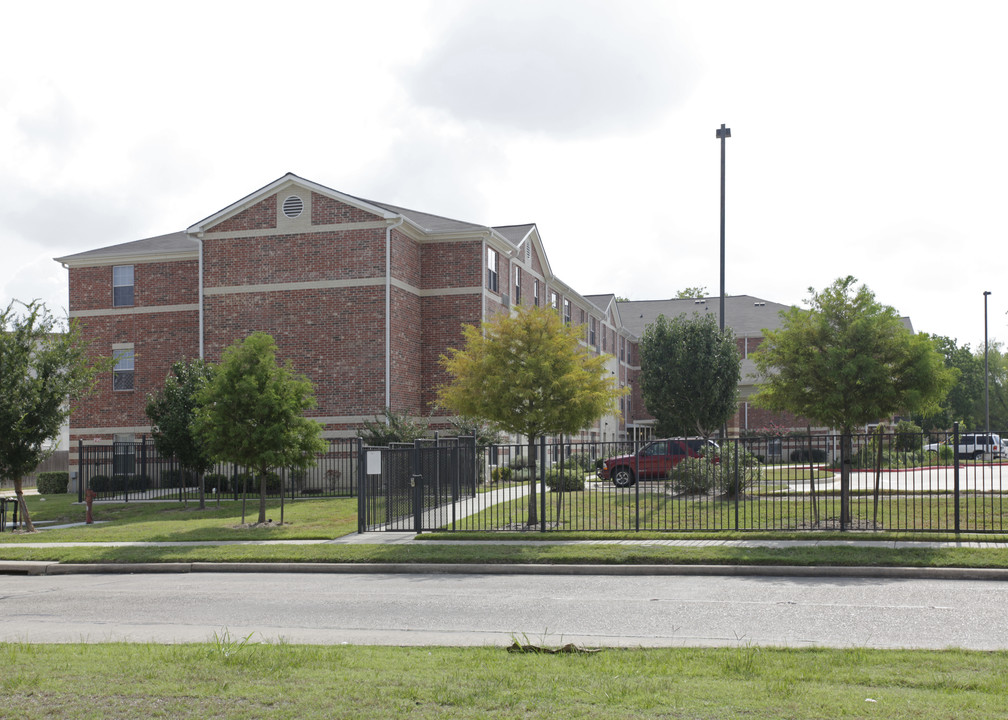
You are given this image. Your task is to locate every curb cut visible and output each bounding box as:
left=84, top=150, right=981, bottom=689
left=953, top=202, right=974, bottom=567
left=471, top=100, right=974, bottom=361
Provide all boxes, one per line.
left=3, top=560, right=1008, bottom=581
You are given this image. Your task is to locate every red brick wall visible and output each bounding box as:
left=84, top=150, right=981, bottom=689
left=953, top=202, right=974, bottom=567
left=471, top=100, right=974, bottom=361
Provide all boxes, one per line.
left=312, top=192, right=383, bottom=225
left=69, top=260, right=198, bottom=312
left=202, top=228, right=386, bottom=287
left=70, top=309, right=199, bottom=432
left=421, top=294, right=481, bottom=411
left=421, top=240, right=482, bottom=289
left=203, top=286, right=386, bottom=417
left=206, top=195, right=277, bottom=233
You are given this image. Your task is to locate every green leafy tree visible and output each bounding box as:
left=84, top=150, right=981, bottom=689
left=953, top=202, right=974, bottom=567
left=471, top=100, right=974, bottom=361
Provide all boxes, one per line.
left=910, top=335, right=982, bottom=431
left=751, top=276, right=954, bottom=523
left=193, top=332, right=326, bottom=524
left=978, top=341, right=1008, bottom=431
left=0, top=300, right=106, bottom=531
left=675, top=286, right=708, bottom=299
left=638, top=312, right=741, bottom=438
left=438, top=305, right=624, bottom=526
left=145, top=359, right=214, bottom=509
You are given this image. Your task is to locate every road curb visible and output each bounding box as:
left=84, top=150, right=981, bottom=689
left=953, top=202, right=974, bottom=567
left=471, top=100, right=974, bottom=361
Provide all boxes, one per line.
left=3, top=560, right=1008, bottom=580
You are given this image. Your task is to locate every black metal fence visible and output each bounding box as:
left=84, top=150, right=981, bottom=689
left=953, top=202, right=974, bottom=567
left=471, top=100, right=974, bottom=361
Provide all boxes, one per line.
left=357, top=436, right=479, bottom=532
left=76, top=437, right=359, bottom=502
left=402, top=429, right=1007, bottom=534
left=72, top=428, right=1008, bottom=534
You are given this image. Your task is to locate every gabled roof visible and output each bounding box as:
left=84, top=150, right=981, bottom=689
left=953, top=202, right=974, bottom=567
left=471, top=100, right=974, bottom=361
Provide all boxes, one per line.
left=492, top=223, right=536, bottom=249
left=583, top=293, right=624, bottom=328
left=55, top=231, right=196, bottom=267
left=186, top=173, right=400, bottom=234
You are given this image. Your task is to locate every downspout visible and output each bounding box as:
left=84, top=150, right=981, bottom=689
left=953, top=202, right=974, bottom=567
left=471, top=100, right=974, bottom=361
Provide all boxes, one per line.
left=385, top=217, right=404, bottom=411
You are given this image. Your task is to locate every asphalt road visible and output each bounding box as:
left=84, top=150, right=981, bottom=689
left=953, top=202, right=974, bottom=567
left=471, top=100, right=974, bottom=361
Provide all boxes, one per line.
left=2, top=571, right=1007, bottom=649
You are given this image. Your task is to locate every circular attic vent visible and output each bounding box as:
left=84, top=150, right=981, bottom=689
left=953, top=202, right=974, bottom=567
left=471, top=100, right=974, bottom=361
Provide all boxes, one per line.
left=282, top=195, right=304, bottom=218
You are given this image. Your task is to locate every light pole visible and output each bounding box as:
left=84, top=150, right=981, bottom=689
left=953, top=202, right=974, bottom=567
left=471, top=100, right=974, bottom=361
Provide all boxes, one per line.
left=984, top=291, right=991, bottom=451
left=716, top=123, right=731, bottom=332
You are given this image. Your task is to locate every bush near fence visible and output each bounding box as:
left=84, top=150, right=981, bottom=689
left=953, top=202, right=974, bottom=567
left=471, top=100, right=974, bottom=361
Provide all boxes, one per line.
left=36, top=471, right=69, bottom=494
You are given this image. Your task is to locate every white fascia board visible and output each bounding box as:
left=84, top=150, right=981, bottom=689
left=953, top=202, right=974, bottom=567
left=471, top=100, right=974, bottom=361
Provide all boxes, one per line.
left=56, top=249, right=198, bottom=269
left=186, top=173, right=399, bottom=234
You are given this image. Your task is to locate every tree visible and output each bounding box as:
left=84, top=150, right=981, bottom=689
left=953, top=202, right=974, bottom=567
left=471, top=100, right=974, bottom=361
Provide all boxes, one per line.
left=0, top=300, right=105, bottom=531
left=638, top=312, right=741, bottom=438
left=978, top=341, right=1008, bottom=431
left=438, top=305, right=624, bottom=526
left=675, top=286, right=708, bottom=299
left=751, top=276, right=954, bottom=524
left=145, top=359, right=214, bottom=509
left=909, top=335, right=981, bottom=431
left=192, top=332, right=326, bottom=524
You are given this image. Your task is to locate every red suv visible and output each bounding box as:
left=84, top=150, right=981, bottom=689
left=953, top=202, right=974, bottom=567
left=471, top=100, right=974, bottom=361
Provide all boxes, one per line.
left=598, top=438, right=719, bottom=487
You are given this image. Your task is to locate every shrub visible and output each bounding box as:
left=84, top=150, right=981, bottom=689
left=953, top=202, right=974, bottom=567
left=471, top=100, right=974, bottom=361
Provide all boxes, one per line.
left=230, top=473, right=253, bottom=495
left=490, top=466, right=512, bottom=484
left=161, top=468, right=195, bottom=489
left=508, top=456, right=530, bottom=470
left=894, top=420, right=924, bottom=453
left=668, top=456, right=714, bottom=495
left=205, top=473, right=228, bottom=493
left=36, top=471, right=69, bottom=495
left=565, top=452, right=595, bottom=473
left=544, top=468, right=585, bottom=492
left=709, top=442, right=762, bottom=497
left=358, top=408, right=428, bottom=445
left=789, top=448, right=827, bottom=463
left=88, top=474, right=150, bottom=493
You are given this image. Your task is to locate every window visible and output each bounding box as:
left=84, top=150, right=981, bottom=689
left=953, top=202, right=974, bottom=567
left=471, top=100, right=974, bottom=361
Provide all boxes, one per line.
left=113, top=347, right=134, bottom=391
left=533, top=279, right=540, bottom=307
left=514, top=266, right=521, bottom=305
left=620, top=337, right=625, bottom=362
left=550, top=291, right=558, bottom=310
left=590, top=317, right=597, bottom=347
left=487, top=247, right=498, bottom=293
left=113, top=265, right=134, bottom=307
left=563, top=298, right=571, bottom=325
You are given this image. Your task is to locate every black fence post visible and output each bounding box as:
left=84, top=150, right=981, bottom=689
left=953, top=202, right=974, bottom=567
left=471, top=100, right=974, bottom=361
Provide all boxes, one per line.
left=539, top=436, right=546, bottom=533
left=953, top=421, right=960, bottom=534
left=734, top=438, right=740, bottom=531
left=357, top=439, right=366, bottom=534
left=412, top=443, right=423, bottom=534
left=77, top=439, right=84, bottom=503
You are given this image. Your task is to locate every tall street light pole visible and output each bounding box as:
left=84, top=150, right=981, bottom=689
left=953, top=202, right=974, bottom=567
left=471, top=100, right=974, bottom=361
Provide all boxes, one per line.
left=716, top=123, right=731, bottom=332
left=984, top=291, right=991, bottom=450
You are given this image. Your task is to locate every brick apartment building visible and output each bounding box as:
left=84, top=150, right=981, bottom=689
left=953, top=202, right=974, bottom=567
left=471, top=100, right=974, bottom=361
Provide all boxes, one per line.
left=56, top=173, right=836, bottom=471
left=56, top=173, right=645, bottom=456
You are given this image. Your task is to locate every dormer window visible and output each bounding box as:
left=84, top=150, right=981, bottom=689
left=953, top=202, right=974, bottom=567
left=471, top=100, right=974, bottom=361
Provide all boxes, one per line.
left=113, top=265, right=134, bottom=307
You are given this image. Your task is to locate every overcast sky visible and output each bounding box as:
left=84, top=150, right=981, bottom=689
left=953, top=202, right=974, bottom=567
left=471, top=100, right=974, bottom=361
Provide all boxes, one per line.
left=2, top=0, right=1005, bottom=347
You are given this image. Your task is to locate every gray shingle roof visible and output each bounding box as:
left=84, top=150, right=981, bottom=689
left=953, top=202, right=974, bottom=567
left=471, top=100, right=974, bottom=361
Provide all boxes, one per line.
left=616, top=295, right=792, bottom=338
left=55, top=231, right=196, bottom=266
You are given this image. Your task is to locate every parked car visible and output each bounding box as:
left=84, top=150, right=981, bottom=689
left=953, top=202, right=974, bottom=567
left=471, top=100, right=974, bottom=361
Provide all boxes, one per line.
left=924, top=433, right=1003, bottom=459
left=597, top=438, right=719, bottom=487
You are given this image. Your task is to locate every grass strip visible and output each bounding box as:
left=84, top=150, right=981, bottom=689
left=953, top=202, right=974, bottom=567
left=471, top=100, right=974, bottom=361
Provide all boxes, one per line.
left=2, top=642, right=1006, bottom=719
left=4, top=541, right=1008, bottom=568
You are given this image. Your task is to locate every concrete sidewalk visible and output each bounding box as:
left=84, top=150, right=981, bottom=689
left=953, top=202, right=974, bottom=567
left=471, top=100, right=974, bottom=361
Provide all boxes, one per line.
left=3, top=531, right=1008, bottom=580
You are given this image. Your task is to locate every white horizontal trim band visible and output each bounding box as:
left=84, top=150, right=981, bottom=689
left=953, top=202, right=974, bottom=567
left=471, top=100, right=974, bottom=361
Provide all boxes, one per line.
left=69, top=304, right=199, bottom=318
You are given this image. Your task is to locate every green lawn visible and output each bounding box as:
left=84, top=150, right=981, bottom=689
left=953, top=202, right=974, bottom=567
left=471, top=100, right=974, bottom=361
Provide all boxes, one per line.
left=3, top=642, right=1006, bottom=719
left=0, top=494, right=358, bottom=542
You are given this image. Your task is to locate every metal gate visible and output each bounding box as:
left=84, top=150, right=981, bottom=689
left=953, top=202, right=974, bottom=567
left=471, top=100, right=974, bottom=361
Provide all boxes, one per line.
left=357, top=436, right=477, bottom=532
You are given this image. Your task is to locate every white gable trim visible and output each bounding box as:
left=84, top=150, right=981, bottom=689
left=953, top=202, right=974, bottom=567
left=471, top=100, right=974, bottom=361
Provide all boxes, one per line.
left=186, top=172, right=399, bottom=234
